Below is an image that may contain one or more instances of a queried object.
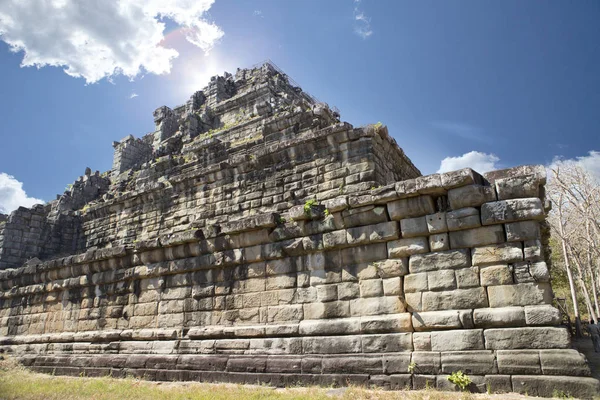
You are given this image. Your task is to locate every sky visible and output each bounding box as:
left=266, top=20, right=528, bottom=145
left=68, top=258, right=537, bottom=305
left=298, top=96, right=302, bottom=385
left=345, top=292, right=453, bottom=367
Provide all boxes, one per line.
left=0, top=0, right=599, bottom=213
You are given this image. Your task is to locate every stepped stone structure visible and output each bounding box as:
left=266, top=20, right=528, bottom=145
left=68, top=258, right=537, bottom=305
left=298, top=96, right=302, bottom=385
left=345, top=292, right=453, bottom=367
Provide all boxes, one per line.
left=0, top=62, right=597, bottom=398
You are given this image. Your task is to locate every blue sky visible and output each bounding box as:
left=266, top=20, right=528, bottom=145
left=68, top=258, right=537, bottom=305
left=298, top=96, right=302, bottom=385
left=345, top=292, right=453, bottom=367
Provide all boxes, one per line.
left=0, top=0, right=599, bottom=212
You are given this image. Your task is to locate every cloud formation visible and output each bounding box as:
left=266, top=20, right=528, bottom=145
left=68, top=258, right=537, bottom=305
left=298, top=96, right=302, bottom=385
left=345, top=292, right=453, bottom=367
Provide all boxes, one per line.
left=0, top=0, right=223, bottom=83
left=0, top=173, right=44, bottom=214
left=353, top=0, right=373, bottom=39
left=437, top=151, right=500, bottom=174
left=549, top=150, right=600, bottom=180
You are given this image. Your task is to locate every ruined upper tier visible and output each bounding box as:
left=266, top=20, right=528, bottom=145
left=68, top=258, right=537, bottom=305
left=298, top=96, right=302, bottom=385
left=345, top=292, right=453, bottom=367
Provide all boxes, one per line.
left=0, top=62, right=420, bottom=270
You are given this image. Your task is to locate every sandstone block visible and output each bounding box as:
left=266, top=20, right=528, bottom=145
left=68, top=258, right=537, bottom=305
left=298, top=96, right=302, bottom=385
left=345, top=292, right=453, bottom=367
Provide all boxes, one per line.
left=440, top=168, right=481, bottom=189
left=480, top=264, right=513, bottom=286
left=426, top=212, right=448, bottom=234
left=404, top=273, right=428, bottom=293
left=513, top=261, right=550, bottom=283
left=497, top=350, right=541, bottom=374
left=429, top=233, right=449, bottom=252
left=413, top=332, right=431, bottom=351
left=316, top=285, right=338, bottom=302
left=484, top=327, right=569, bottom=349
left=360, top=313, right=413, bottom=333
left=487, top=282, right=552, bottom=307
left=449, top=225, right=505, bottom=249
left=323, top=230, right=347, bottom=249
left=302, top=336, right=361, bottom=354
left=387, top=238, right=429, bottom=258
left=481, top=198, right=544, bottom=225
left=299, top=318, right=360, bottom=336
left=524, top=305, right=561, bottom=326
left=484, top=375, right=513, bottom=394
left=441, top=350, right=496, bottom=374
left=430, top=329, right=485, bottom=351
left=337, top=282, right=360, bottom=300
left=303, top=301, right=349, bottom=319
left=505, top=221, right=540, bottom=242
left=382, top=277, right=402, bottom=296
left=427, top=270, right=456, bottom=291
left=359, top=279, right=383, bottom=298
left=375, top=258, right=409, bottom=278
left=539, top=349, right=591, bottom=376
left=448, top=184, right=496, bottom=210
left=446, top=207, right=481, bottom=231
left=388, top=196, right=435, bottom=220
left=411, top=351, right=441, bottom=374
left=382, top=353, right=412, bottom=374
left=421, top=287, right=488, bottom=311
left=455, top=267, right=479, bottom=288
left=495, top=174, right=540, bottom=200
left=409, top=249, right=470, bottom=274
left=473, top=307, right=525, bottom=328
left=411, top=310, right=463, bottom=331
left=524, top=239, right=543, bottom=261
left=471, top=242, right=523, bottom=266
left=362, top=332, right=413, bottom=352
left=400, top=217, right=428, bottom=238
left=511, top=375, right=599, bottom=399
left=350, top=297, right=405, bottom=316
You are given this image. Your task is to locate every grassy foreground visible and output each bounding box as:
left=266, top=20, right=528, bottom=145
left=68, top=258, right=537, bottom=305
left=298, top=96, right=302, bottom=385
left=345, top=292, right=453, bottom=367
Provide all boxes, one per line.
left=0, top=357, right=536, bottom=400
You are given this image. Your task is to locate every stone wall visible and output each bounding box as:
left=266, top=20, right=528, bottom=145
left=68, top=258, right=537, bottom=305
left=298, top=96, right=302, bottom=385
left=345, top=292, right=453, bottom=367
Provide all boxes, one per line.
left=0, top=62, right=597, bottom=398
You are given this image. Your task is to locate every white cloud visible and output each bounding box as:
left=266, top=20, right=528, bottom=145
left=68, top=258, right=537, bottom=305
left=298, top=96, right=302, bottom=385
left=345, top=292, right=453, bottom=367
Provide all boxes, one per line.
left=0, top=0, right=224, bottom=83
left=437, top=151, right=500, bottom=174
left=0, top=173, right=44, bottom=214
left=353, top=0, right=373, bottom=39
left=253, top=10, right=263, bottom=18
left=548, top=151, right=600, bottom=180
left=130, top=93, right=139, bottom=99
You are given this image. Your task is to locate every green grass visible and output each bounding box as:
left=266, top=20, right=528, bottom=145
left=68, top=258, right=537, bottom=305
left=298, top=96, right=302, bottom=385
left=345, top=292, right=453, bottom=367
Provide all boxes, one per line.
left=0, top=357, right=533, bottom=400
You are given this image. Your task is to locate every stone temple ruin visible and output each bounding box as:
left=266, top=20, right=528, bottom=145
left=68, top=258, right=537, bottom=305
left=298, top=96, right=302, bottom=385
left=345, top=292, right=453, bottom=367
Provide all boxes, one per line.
left=0, top=62, right=597, bottom=398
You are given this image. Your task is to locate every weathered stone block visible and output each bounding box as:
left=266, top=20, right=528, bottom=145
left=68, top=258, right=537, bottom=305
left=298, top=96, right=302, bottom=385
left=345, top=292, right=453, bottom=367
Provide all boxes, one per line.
left=400, top=217, right=428, bottom=238
left=496, top=350, right=541, bottom=374
left=473, top=307, right=525, bottom=328
left=426, top=270, right=456, bottom=291
left=350, top=297, right=405, bottom=316
left=360, top=313, right=413, bottom=333
left=359, top=279, right=383, bottom=298
left=409, top=249, right=470, bottom=274
left=388, top=196, right=435, bottom=220
left=495, top=174, right=540, bottom=200
left=440, top=168, right=481, bottom=189
left=487, top=282, right=552, bottom=307
left=511, top=375, right=599, bottom=399
left=382, top=277, right=402, bottom=296
left=412, top=310, right=463, bottom=331
left=410, top=351, right=441, bottom=374
left=484, top=327, right=569, bottom=349
left=481, top=198, right=544, bottom=225
left=471, top=242, right=523, bottom=266
left=299, top=318, right=360, bottom=336
left=448, top=184, right=496, bottom=210
left=430, top=329, right=485, bottom=351
left=421, top=287, right=488, bottom=311
left=426, top=212, right=447, bottom=234
left=539, top=349, right=591, bottom=376
left=505, top=221, right=540, bottom=242
left=428, top=233, right=449, bottom=252
left=524, top=305, right=560, bottom=326
left=441, top=350, right=496, bottom=374
left=449, top=225, right=505, bottom=249
left=404, top=273, right=428, bottom=293
left=454, top=267, right=479, bottom=288
left=446, top=207, right=481, bottom=231
left=302, top=336, right=361, bottom=354
left=480, top=264, right=513, bottom=286
left=387, top=238, right=429, bottom=258
left=362, top=333, right=413, bottom=352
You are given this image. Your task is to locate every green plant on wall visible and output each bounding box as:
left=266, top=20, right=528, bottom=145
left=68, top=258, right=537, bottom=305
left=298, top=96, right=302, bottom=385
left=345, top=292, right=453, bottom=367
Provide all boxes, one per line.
left=447, top=371, right=472, bottom=391
left=303, top=199, right=318, bottom=216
